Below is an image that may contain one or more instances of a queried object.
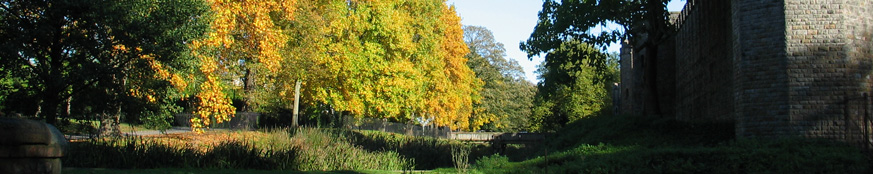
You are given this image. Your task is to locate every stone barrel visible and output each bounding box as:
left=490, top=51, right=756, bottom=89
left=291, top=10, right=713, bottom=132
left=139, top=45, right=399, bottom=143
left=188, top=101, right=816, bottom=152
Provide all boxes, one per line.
left=0, top=118, right=68, bottom=174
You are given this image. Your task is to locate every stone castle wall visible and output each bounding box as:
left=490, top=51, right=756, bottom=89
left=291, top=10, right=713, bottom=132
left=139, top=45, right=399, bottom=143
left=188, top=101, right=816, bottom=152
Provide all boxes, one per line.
left=674, top=0, right=735, bottom=123
left=622, top=0, right=873, bottom=143
left=784, top=0, right=856, bottom=139
left=732, top=0, right=792, bottom=137
left=619, top=41, right=643, bottom=115
left=842, top=0, right=873, bottom=146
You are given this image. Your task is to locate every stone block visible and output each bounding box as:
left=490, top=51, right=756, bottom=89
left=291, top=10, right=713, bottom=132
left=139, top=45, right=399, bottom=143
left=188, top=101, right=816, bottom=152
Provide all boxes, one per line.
left=0, top=118, right=67, bottom=174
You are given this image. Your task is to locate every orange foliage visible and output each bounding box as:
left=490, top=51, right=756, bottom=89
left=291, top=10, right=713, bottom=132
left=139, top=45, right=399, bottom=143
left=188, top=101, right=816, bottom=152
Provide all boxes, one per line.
left=188, top=0, right=297, bottom=133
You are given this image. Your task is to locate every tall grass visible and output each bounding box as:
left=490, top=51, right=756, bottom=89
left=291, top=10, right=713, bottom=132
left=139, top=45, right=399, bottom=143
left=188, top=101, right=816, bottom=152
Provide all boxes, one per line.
left=65, top=132, right=296, bottom=169
left=290, top=128, right=413, bottom=171
left=65, top=128, right=415, bottom=171
left=337, top=129, right=494, bottom=169
left=451, top=144, right=471, bottom=173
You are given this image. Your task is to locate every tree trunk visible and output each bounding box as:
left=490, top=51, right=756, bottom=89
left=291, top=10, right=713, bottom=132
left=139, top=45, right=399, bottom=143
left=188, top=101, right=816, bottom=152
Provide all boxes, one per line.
left=100, top=113, right=121, bottom=137
left=97, top=73, right=123, bottom=137
left=41, top=76, right=64, bottom=125
left=642, top=0, right=667, bottom=116
left=292, top=79, right=301, bottom=127
left=40, top=96, right=60, bottom=125
left=242, top=67, right=256, bottom=112
left=63, top=96, right=72, bottom=118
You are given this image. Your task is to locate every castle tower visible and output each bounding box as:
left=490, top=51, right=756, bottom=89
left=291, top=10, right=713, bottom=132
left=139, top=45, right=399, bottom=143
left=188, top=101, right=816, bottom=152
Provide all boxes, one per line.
left=733, top=0, right=873, bottom=144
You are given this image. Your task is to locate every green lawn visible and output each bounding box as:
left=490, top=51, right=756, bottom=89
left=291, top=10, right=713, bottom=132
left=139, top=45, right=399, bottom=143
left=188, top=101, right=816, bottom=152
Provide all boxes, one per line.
left=461, top=114, right=871, bottom=173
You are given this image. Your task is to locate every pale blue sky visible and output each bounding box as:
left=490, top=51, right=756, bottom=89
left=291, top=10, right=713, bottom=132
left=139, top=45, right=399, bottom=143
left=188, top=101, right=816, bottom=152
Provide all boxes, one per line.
left=446, top=0, right=687, bottom=83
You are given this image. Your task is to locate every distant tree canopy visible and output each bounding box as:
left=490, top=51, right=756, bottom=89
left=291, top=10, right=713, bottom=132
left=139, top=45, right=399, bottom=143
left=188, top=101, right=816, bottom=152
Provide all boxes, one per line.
left=0, top=0, right=486, bottom=132
left=462, top=25, right=535, bottom=132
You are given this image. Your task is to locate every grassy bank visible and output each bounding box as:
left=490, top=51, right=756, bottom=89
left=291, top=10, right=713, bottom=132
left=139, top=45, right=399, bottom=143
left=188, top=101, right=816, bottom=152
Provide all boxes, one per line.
left=467, top=114, right=870, bottom=173
left=65, top=128, right=415, bottom=171
left=64, top=127, right=497, bottom=171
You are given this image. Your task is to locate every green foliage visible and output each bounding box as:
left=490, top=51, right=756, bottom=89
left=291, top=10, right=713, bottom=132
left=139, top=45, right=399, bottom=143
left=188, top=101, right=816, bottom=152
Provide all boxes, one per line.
left=473, top=154, right=511, bottom=171
left=520, top=0, right=671, bottom=56
left=529, top=41, right=614, bottom=132
left=0, top=0, right=210, bottom=124
left=462, top=25, right=536, bottom=132
left=451, top=144, right=472, bottom=173
left=522, top=0, right=672, bottom=119
left=55, top=119, right=100, bottom=135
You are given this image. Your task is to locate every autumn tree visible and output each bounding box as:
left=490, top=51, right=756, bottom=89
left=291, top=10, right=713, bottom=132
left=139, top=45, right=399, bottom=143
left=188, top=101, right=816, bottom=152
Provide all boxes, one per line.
left=281, top=0, right=481, bottom=130
left=0, top=0, right=210, bottom=129
left=521, top=0, right=673, bottom=115
left=188, top=0, right=480, bottom=131
left=428, top=3, right=482, bottom=130
left=463, top=25, right=535, bottom=132
left=188, top=0, right=296, bottom=132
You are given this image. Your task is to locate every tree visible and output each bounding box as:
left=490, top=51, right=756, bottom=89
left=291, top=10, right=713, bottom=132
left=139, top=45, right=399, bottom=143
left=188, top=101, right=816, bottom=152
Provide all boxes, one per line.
left=188, top=0, right=297, bottom=132
left=462, top=25, right=535, bottom=132
left=529, top=40, right=615, bottom=132
left=305, top=0, right=481, bottom=131
left=0, top=0, right=210, bottom=127
left=521, top=0, right=673, bottom=115
left=430, top=4, right=482, bottom=130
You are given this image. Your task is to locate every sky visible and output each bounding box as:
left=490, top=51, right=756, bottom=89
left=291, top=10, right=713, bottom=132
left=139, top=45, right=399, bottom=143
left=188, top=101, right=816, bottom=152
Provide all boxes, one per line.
left=445, top=0, right=687, bottom=83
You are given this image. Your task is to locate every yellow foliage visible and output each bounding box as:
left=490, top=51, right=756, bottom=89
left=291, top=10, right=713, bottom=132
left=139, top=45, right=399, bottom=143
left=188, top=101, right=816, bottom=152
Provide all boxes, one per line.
left=178, top=0, right=483, bottom=131
left=424, top=4, right=483, bottom=131
left=186, top=0, right=298, bottom=132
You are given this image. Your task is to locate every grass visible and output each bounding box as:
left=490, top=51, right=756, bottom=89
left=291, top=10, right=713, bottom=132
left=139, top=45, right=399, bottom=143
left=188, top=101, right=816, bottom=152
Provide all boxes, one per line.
left=64, top=127, right=495, bottom=171
left=460, top=114, right=872, bottom=174
left=337, top=129, right=497, bottom=169
left=62, top=168, right=421, bottom=174
left=65, top=113, right=867, bottom=173
left=56, top=118, right=156, bottom=135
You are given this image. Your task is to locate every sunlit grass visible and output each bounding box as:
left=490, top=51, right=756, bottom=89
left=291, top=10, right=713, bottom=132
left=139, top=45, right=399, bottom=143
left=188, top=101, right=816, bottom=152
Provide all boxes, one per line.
left=64, top=128, right=425, bottom=171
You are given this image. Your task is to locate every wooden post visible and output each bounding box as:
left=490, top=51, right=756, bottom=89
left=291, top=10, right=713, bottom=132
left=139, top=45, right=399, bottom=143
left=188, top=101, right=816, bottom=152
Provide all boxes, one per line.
left=293, top=79, right=301, bottom=127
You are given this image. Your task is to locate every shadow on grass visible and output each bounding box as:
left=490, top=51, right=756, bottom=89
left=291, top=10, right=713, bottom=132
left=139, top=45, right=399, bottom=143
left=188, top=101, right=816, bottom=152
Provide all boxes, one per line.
left=472, top=114, right=871, bottom=173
